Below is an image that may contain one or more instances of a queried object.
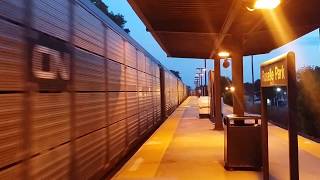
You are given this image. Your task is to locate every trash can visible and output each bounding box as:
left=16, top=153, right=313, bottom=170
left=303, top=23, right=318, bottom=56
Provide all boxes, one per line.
left=224, top=114, right=262, bottom=170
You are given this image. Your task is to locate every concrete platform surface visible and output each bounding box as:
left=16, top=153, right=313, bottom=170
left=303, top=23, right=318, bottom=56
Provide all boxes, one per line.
left=112, top=97, right=320, bottom=180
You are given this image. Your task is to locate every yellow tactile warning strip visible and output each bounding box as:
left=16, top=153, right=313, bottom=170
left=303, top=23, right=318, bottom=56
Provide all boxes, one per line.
left=113, top=97, right=320, bottom=180
left=112, top=98, right=191, bottom=179
left=113, top=97, right=260, bottom=180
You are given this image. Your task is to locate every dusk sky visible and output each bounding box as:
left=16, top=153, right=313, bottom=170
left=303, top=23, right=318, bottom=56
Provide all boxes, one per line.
left=105, top=0, right=320, bottom=88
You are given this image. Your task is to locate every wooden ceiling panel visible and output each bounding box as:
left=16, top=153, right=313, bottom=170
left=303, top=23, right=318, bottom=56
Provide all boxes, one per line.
left=128, top=0, right=320, bottom=58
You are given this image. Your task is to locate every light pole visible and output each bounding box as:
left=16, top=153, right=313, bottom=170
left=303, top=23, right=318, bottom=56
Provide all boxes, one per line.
left=251, top=55, right=255, bottom=105
left=197, top=67, right=206, bottom=96
left=205, top=59, right=207, bottom=95
left=196, top=72, right=203, bottom=96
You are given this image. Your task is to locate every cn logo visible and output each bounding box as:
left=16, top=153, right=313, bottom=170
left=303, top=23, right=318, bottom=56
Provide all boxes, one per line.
left=32, top=45, right=70, bottom=80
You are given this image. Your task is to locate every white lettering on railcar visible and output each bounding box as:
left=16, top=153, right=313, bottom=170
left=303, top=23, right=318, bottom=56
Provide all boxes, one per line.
left=32, top=45, right=70, bottom=80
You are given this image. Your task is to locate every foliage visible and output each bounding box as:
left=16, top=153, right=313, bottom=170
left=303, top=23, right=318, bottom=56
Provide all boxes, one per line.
left=221, top=76, right=233, bottom=106
left=221, top=76, right=232, bottom=96
left=223, top=91, right=233, bottom=106
left=90, top=0, right=130, bottom=33
left=296, top=66, right=320, bottom=138
left=170, top=70, right=182, bottom=80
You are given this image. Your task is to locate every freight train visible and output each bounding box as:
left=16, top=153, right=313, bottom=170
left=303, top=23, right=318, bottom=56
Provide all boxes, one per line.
left=0, top=0, right=188, bottom=179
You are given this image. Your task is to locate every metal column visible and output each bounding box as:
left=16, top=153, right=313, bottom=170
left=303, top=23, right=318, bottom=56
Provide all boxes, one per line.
left=214, top=59, right=223, bottom=130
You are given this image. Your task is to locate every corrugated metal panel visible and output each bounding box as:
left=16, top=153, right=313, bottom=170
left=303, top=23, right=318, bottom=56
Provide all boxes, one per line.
left=107, top=60, right=126, bottom=91
left=107, top=92, right=126, bottom=124
left=107, top=29, right=124, bottom=64
left=153, top=77, right=160, bottom=92
left=0, top=94, right=24, bottom=169
left=0, top=20, right=24, bottom=91
left=138, top=72, right=146, bottom=92
left=155, top=65, right=160, bottom=78
left=156, top=105, right=161, bottom=122
left=31, top=93, right=71, bottom=154
left=74, top=48, right=105, bottom=91
left=109, top=120, right=126, bottom=161
left=146, top=74, right=152, bottom=92
left=0, top=163, right=23, bottom=179
left=125, top=42, right=137, bottom=68
left=75, top=93, right=106, bottom=137
left=145, top=57, right=151, bottom=74
left=30, top=143, right=70, bottom=179
left=126, top=67, right=137, bottom=92
left=145, top=92, right=153, bottom=127
left=127, top=92, right=138, bottom=118
left=75, top=129, right=106, bottom=179
left=150, top=61, right=155, bottom=77
left=127, top=114, right=139, bottom=145
left=138, top=92, right=148, bottom=135
left=156, top=78, right=161, bottom=92
left=137, top=51, right=145, bottom=72
left=0, top=0, right=24, bottom=23
left=33, top=0, right=70, bottom=41
left=74, top=4, right=104, bottom=55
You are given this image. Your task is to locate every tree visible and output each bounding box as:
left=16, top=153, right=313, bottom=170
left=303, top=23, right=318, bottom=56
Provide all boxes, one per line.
left=296, top=66, right=320, bottom=138
left=220, top=76, right=233, bottom=106
left=170, top=70, right=182, bottom=80
left=220, top=76, right=232, bottom=95
left=90, top=0, right=130, bottom=33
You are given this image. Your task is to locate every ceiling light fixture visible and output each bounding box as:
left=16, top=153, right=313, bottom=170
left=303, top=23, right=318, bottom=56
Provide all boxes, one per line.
left=247, top=0, right=281, bottom=11
left=218, top=51, right=230, bottom=58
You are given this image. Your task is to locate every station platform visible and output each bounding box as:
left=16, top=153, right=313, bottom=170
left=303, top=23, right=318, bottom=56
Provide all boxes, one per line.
left=112, top=97, right=320, bottom=180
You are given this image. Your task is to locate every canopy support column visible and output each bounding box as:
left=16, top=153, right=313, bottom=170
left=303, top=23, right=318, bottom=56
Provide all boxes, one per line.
left=231, top=50, right=245, bottom=116
left=214, top=59, right=223, bottom=130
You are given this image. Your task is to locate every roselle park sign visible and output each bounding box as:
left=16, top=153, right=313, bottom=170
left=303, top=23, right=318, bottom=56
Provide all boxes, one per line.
left=260, top=52, right=295, bottom=87
left=259, top=52, right=299, bottom=180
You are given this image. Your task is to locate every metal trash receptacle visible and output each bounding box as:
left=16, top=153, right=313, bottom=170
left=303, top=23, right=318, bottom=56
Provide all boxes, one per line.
left=224, top=114, right=262, bottom=170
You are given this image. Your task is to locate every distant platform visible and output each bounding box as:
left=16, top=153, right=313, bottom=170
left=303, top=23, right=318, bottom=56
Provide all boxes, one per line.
left=112, top=97, right=320, bottom=180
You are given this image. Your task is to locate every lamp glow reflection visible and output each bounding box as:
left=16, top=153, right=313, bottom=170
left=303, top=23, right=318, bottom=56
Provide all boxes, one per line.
left=254, top=0, right=281, bottom=10
left=218, top=51, right=230, bottom=58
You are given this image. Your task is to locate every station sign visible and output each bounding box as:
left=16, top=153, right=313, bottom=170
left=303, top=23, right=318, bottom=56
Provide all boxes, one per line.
left=260, top=53, right=292, bottom=87
left=259, top=51, right=298, bottom=180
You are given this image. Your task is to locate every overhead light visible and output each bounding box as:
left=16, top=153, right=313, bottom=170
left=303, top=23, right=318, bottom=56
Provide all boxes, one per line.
left=254, top=0, right=281, bottom=10
left=218, top=51, right=230, bottom=58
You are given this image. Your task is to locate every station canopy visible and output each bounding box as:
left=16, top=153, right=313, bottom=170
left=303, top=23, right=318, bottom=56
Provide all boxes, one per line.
left=128, top=0, right=320, bottom=59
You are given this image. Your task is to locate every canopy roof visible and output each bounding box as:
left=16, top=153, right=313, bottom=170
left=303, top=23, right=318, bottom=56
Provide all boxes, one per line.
left=128, top=0, right=320, bottom=59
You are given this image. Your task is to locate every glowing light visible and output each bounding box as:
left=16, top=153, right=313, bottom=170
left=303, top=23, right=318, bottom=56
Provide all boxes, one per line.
left=267, top=99, right=271, bottom=104
left=218, top=51, right=230, bottom=58
left=254, top=0, right=281, bottom=10
left=225, top=87, right=229, bottom=91
left=276, top=87, right=282, bottom=92
left=230, top=86, right=235, bottom=92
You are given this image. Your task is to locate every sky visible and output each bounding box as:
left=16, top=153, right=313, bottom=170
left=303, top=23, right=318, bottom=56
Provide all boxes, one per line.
left=105, top=0, right=320, bottom=88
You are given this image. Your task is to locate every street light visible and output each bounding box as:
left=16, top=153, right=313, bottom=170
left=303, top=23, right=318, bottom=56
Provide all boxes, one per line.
left=254, top=0, right=281, bottom=9
left=218, top=51, right=230, bottom=58
left=247, top=0, right=281, bottom=11
left=218, top=51, right=231, bottom=69
left=230, top=86, right=235, bottom=92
